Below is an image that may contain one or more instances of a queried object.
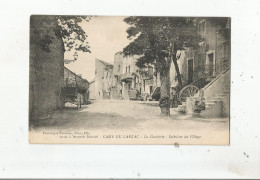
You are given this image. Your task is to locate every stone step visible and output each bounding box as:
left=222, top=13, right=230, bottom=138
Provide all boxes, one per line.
left=201, top=101, right=228, bottom=118
left=206, top=96, right=223, bottom=101
left=215, top=93, right=229, bottom=97
left=211, top=97, right=224, bottom=101
left=222, top=90, right=230, bottom=93
left=205, top=102, right=215, bottom=107
left=206, top=100, right=221, bottom=104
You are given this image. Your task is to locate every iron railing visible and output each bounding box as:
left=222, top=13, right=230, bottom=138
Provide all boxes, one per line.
left=191, top=60, right=230, bottom=89
left=192, top=65, right=216, bottom=89
left=120, top=73, right=133, bottom=81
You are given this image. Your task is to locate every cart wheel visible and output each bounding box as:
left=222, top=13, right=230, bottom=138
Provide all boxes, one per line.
left=178, top=85, right=199, bottom=102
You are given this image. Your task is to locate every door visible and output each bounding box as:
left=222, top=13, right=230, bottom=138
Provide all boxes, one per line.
left=188, top=59, right=193, bottom=84
left=149, top=86, right=153, bottom=95
left=208, top=53, right=214, bottom=76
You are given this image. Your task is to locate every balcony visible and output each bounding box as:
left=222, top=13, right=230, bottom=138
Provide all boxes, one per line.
left=120, top=73, right=133, bottom=82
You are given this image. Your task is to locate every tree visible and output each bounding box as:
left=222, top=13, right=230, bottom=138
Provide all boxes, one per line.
left=30, top=15, right=91, bottom=54
left=123, top=17, right=201, bottom=116
left=29, top=16, right=91, bottom=124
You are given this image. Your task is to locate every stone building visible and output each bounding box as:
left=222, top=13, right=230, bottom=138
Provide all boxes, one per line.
left=110, top=52, right=124, bottom=99
left=110, top=52, right=163, bottom=100
left=89, top=80, right=95, bottom=100
left=94, top=59, right=114, bottom=99
left=63, top=67, right=90, bottom=104
left=29, top=15, right=64, bottom=124
left=171, top=17, right=231, bottom=117
left=110, top=52, right=143, bottom=100
left=171, top=17, right=231, bottom=89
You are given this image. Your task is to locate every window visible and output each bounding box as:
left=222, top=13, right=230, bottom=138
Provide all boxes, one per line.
left=128, top=66, right=130, bottom=74
left=199, top=20, right=206, bottom=38
left=118, top=65, right=120, bottom=72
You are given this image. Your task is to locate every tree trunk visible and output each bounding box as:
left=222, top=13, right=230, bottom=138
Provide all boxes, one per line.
left=172, top=56, right=183, bottom=90
left=159, top=67, right=171, bottom=116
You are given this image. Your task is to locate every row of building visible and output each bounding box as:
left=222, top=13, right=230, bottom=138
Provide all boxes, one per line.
left=89, top=17, right=231, bottom=102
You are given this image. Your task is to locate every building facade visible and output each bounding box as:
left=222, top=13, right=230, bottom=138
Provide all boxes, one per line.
left=169, top=17, right=231, bottom=117
left=171, top=17, right=231, bottom=90
left=94, top=59, right=114, bottom=99
left=89, top=80, right=95, bottom=100
left=110, top=52, right=164, bottom=100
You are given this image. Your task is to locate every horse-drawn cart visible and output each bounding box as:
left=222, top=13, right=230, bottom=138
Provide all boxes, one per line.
left=61, top=87, right=82, bottom=109
left=152, top=84, right=200, bottom=103
left=151, top=84, right=205, bottom=113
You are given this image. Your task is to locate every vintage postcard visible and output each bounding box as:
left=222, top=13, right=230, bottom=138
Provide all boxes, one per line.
left=29, top=15, right=231, bottom=144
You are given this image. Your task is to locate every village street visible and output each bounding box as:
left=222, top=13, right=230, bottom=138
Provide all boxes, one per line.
left=30, top=99, right=229, bottom=144
left=33, top=99, right=229, bottom=131
left=29, top=16, right=231, bottom=145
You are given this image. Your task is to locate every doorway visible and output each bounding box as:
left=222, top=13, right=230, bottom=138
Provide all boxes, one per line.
left=206, top=50, right=215, bottom=76
left=149, top=86, right=153, bottom=95
left=208, top=53, right=214, bottom=76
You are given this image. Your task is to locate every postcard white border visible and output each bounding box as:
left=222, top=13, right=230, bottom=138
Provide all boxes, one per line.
left=0, top=0, right=260, bottom=178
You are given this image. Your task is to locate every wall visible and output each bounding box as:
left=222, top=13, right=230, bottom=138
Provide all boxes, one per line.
left=122, top=55, right=139, bottom=75
left=103, top=67, right=113, bottom=98
left=94, top=59, right=113, bottom=99
left=113, top=52, right=124, bottom=76
left=94, top=59, right=105, bottom=99
left=112, top=52, right=141, bottom=99
left=89, top=81, right=95, bottom=100
left=203, top=69, right=230, bottom=117
left=29, top=15, right=64, bottom=124
left=169, top=18, right=230, bottom=90
left=203, top=69, right=230, bottom=99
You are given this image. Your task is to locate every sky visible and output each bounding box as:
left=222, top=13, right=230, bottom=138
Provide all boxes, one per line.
left=64, top=16, right=131, bottom=81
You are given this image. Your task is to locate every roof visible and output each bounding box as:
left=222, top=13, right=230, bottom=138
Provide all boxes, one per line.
left=89, top=79, right=95, bottom=84
left=64, top=67, right=89, bottom=84
left=96, top=59, right=113, bottom=68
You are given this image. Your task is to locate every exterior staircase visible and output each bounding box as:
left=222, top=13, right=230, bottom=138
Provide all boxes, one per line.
left=202, top=86, right=230, bottom=118
left=200, top=68, right=230, bottom=118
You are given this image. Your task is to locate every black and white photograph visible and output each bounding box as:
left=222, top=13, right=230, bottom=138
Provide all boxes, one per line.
left=1, top=0, right=260, bottom=178
left=29, top=16, right=231, bottom=144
